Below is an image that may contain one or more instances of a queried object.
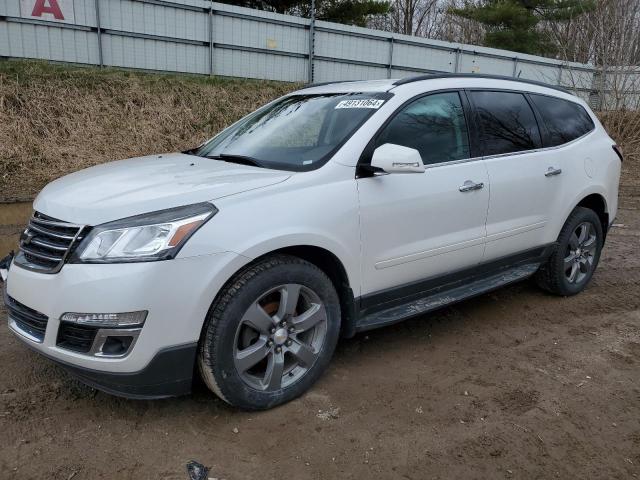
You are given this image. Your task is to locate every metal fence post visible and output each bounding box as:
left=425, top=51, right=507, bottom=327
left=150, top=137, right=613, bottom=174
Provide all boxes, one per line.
left=387, top=37, right=394, bottom=79
left=308, top=0, right=315, bottom=83
left=512, top=57, right=518, bottom=77
left=209, top=1, right=214, bottom=76
left=557, top=64, right=562, bottom=85
left=94, top=0, right=103, bottom=67
left=599, top=66, right=607, bottom=110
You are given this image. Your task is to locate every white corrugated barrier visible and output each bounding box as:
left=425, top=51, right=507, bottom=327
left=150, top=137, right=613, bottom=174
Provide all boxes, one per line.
left=1, top=0, right=638, bottom=109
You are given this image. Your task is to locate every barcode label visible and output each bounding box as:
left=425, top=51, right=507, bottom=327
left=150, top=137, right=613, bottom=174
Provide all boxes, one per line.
left=335, top=99, right=385, bottom=109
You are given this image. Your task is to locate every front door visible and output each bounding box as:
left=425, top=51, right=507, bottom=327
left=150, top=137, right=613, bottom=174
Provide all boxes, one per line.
left=357, top=91, right=489, bottom=298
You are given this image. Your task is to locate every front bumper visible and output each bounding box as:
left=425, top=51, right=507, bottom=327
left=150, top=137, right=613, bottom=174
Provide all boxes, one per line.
left=3, top=251, right=248, bottom=398
left=18, top=337, right=198, bottom=399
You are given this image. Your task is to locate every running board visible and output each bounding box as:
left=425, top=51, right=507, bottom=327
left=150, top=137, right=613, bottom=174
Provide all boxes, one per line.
left=355, top=263, right=540, bottom=332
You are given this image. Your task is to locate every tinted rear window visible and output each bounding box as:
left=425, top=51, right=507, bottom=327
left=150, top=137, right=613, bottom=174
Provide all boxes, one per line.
left=529, top=94, right=595, bottom=147
left=469, top=91, right=542, bottom=156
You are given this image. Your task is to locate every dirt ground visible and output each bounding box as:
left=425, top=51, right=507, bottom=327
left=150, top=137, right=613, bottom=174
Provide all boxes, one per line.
left=1, top=191, right=639, bottom=480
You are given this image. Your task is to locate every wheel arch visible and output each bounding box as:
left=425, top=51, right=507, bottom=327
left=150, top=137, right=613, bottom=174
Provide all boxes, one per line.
left=268, top=245, right=358, bottom=338
left=574, top=193, right=609, bottom=240
left=206, top=243, right=359, bottom=340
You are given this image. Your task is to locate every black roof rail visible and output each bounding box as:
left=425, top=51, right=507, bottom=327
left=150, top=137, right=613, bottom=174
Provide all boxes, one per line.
left=302, top=79, right=360, bottom=88
left=392, top=73, right=570, bottom=94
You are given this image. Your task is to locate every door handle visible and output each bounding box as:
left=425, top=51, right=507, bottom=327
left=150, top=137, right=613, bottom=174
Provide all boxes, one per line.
left=459, top=180, right=484, bottom=192
left=545, top=167, right=562, bottom=177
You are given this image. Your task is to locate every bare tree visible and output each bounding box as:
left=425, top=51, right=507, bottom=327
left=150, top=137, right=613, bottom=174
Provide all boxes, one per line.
left=368, top=0, right=639, bottom=111
left=370, top=0, right=484, bottom=43
left=435, top=0, right=484, bottom=45
left=391, top=0, right=439, bottom=36
left=541, top=0, right=639, bottom=110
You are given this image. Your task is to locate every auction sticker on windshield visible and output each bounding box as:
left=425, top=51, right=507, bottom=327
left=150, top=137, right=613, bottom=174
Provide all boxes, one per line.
left=335, top=99, right=385, bottom=109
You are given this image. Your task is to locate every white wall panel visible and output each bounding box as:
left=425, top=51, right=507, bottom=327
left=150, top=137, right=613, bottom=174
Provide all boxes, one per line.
left=459, top=53, right=513, bottom=76
left=390, top=68, right=426, bottom=79
left=518, top=62, right=559, bottom=85
left=99, top=0, right=207, bottom=41
left=393, top=43, right=455, bottom=72
left=1, top=0, right=22, bottom=16
left=214, top=15, right=307, bottom=54
left=1, top=22, right=99, bottom=63
left=315, top=30, right=388, bottom=65
left=314, top=59, right=387, bottom=82
left=214, top=48, right=306, bottom=81
left=102, top=34, right=208, bottom=73
left=4, top=0, right=635, bottom=108
left=73, top=0, right=98, bottom=27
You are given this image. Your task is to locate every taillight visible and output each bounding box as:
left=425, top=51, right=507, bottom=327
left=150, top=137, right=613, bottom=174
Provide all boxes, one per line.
left=612, top=144, right=624, bottom=162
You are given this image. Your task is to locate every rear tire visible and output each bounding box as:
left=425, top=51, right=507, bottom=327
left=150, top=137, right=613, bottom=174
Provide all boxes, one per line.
left=535, top=207, right=603, bottom=296
left=198, top=254, right=341, bottom=410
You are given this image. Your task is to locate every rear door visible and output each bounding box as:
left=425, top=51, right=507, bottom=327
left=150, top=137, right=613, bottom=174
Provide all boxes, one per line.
left=468, top=90, right=563, bottom=261
left=357, top=91, right=489, bottom=297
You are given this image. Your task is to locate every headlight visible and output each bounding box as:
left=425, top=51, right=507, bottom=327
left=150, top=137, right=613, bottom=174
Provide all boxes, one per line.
left=72, top=203, right=217, bottom=263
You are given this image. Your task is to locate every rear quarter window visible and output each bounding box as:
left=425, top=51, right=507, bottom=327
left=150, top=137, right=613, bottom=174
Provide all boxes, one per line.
left=529, top=94, right=595, bottom=147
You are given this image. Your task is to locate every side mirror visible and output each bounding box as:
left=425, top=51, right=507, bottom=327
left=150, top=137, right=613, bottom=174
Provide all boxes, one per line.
left=370, top=143, right=425, bottom=174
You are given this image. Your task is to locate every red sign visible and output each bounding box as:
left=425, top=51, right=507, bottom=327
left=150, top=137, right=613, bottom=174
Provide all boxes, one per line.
left=20, top=0, right=75, bottom=23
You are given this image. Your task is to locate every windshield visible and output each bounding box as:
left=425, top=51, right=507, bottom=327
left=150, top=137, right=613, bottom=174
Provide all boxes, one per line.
left=195, top=92, right=391, bottom=171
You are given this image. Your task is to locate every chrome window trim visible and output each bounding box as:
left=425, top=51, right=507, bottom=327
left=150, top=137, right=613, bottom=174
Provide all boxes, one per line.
left=422, top=155, right=483, bottom=169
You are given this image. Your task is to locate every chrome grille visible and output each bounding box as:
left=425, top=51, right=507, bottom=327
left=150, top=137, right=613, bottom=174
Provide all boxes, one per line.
left=14, top=212, right=85, bottom=274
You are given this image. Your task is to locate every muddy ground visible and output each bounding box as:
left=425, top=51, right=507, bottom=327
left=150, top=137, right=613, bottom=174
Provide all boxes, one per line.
left=1, top=191, right=639, bottom=480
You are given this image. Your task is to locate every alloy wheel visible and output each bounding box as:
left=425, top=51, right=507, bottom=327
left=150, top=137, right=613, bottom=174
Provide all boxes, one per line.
left=564, top=221, right=597, bottom=284
left=233, top=284, right=327, bottom=391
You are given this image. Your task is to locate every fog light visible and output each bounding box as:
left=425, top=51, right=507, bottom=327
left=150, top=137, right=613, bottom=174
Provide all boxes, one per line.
left=60, top=311, right=147, bottom=328
left=101, top=336, right=135, bottom=356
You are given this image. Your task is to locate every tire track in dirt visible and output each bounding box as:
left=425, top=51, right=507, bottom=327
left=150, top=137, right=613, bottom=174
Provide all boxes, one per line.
left=0, top=201, right=638, bottom=479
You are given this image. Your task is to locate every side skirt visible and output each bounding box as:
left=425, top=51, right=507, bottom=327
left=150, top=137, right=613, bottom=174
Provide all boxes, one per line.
left=354, top=245, right=554, bottom=333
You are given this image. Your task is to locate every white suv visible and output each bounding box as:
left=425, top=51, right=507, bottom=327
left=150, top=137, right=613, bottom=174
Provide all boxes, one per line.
left=2, top=74, right=621, bottom=410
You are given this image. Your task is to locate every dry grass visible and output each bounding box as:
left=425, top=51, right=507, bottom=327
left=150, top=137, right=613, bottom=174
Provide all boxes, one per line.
left=0, top=60, right=297, bottom=202
left=1, top=60, right=638, bottom=202
left=597, top=110, right=640, bottom=187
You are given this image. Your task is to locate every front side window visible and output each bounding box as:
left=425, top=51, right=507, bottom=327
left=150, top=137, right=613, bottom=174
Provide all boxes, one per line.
left=529, top=94, right=595, bottom=147
left=196, top=93, right=390, bottom=171
left=470, top=91, right=542, bottom=156
left=375, top=92, right=470, bottom=165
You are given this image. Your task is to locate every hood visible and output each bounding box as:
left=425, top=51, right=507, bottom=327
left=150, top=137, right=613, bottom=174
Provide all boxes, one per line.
left=34, top=153, right=292, bottom=225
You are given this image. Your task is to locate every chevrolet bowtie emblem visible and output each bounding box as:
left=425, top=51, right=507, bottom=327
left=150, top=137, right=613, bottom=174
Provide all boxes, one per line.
left=21, top=230, right=34, bottom=246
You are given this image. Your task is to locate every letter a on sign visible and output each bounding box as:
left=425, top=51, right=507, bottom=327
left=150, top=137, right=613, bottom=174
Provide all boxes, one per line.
left=20, top=0, right=75, bottom=23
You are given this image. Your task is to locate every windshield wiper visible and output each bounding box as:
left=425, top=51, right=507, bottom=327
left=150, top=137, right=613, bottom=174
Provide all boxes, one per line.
left=206, top=153, right=265, bottom=168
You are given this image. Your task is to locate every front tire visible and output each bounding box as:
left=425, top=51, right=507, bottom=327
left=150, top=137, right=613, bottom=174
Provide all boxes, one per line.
left=535, top=207, right=603, bottom=296
left=198, top=254, right=341, bottom=410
